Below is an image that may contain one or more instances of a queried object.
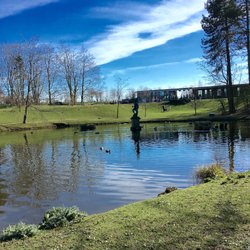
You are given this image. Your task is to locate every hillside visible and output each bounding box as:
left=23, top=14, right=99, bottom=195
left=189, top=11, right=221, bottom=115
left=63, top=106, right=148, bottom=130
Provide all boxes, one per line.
left=1, top=171, right=249, bottom=250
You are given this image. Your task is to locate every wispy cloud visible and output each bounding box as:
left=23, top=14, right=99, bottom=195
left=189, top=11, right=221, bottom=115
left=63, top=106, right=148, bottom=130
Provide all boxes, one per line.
left=86, top=0, right=205, bottom=65
left=0, top=0, right=59, bottom=19
left=107, top=57, right=203, bottom=77
left=185, top=57, right=203, bottom=63
left=89, top=1, right=152, bottom=22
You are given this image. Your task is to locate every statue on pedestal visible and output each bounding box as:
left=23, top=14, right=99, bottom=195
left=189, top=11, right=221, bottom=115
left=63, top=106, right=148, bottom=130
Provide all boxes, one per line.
left=131, top=98, right=141, bottom=132
left=132, top=98, right=139, bottom=117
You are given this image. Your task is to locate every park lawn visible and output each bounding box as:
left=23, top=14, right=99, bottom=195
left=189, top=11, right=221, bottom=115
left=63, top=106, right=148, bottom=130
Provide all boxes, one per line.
left=1, top=171, right=249, bottom=250
left=0, top=100, right=222, bottom=130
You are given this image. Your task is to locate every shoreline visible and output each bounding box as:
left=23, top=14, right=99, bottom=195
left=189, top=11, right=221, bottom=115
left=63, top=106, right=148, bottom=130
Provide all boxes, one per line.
left=1, top=113, right=250, bottom=133
left=1, top=171, right=249, bottom=249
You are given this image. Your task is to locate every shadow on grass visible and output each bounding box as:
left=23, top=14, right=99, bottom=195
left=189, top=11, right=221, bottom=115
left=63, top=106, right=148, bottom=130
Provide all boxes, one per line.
left=202, top=199, right=249, bottom=249
left=72, top=188, right=250, bottom=250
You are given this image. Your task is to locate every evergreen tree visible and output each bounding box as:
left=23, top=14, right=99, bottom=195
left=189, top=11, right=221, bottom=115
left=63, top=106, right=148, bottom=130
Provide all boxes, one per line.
left=236, top=0, right=250, bottom=84
left=201, top=0, right=241, bottom=113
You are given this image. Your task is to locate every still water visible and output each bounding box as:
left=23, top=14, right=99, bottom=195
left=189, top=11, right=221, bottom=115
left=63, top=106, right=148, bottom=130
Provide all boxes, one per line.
left=0, top=122, right=249, bottom=229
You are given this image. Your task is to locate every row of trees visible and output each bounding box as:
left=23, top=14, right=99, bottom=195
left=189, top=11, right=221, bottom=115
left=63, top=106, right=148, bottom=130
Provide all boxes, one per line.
left=0, top=39, right=108, bottom=123
left=201, top=0, right=250, bottom=113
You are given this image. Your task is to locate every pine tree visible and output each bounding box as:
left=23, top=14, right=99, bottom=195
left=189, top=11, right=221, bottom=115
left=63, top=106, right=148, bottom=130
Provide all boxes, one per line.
left=201, top=0, right=241, bottom=113
left=236, top=0, right=250, bottom=84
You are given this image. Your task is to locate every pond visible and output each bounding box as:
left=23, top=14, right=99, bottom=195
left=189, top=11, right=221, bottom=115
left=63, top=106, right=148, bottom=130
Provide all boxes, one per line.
left=0, top=122, right=250, bottom=230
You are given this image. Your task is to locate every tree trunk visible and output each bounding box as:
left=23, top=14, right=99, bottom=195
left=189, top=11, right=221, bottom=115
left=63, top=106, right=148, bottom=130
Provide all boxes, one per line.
left=194, top=97, right=197, bottom=115
left=116, top=101, right=120, bottom=118
left=246, top=0, right=250, bottom=84
left=48, top=80, right=52, bottom=105
left=81, top=72, right=85, bottom=104
left=225, top=18, right=236, bottom=114
left=47, top=64, right=52, bottom=105
left=23, top=80, right=31, bottom=124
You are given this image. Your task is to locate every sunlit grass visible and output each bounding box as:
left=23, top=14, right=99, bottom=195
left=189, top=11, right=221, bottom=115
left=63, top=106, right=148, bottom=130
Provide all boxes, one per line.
left=1, top=171, right=249, bottom=249
left=0, top=100, right=222, bottom=131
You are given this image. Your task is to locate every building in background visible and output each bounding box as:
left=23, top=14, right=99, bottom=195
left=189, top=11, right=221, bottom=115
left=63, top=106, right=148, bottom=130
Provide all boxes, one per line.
left=137, top=84, right=250, bottom=102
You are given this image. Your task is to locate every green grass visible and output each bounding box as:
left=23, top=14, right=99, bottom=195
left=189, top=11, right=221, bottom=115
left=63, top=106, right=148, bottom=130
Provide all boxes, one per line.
left=1, top=99, right=249, bottom=132
left=0, top=100, right=224, bottom=131
left=1, top=171, right=249, bottom=250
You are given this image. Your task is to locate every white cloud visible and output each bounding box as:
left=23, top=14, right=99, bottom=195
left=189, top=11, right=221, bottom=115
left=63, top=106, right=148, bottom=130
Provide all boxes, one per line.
left=89, top=1, right=150, bottom=22
left=0, top=0, right=59, bottom=19
left=185, top=57, right=203, bottom=63
left=107, top=57, right=203, bottom=77
left=86, top=0, right=205, bottom=65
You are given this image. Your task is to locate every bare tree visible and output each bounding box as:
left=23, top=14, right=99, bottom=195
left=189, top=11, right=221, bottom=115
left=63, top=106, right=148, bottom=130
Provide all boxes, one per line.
left=42, top=44, right=58, bottom=105
left=87, top=81, right=106, bottom=102
left=58, top=46, right=100, bottom=105
left=126, top=88, right=136, bottom=100
left=109, top=88, right=117, bottom=103
left=22, top=39, right=43, bottom=124
left=58, top=45, right=79, bottom=105
left=138, top=86, right=151, bottom=117
left=78, top=47, right=98, bottom=104
left=0, top=43, right=23, bottom=107
left=114, top=75, right=129, bottom=118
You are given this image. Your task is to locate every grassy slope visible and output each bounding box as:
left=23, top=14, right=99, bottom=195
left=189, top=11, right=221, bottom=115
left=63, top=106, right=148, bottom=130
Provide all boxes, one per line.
left=1, top=172, right=249, bottom=250
left=0, top=100, right=222, bottom=131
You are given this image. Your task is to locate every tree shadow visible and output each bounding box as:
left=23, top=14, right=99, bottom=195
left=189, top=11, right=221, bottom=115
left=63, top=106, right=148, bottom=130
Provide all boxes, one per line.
left=202, top=199, right=249, bottom=249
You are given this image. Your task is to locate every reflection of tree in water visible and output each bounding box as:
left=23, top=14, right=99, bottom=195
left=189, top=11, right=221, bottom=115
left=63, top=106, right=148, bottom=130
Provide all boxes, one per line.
left=228, top=123, right=238, bottom=172
left=68, top=136, right=81, bottom=192
left=81, top=136, right=105, bottom=192
left=0, top=147, right=10, bottom=209
left=0, top=148, right=4, bottom=165
left=9, top=134, right=57, bottom=202
left=0, top=177, right=8, bottom=208
left=239, top=122, right=250, bottom=140
left=8, top=133, right=82, bottom=204
left=140, top=129, right=180, bottom=143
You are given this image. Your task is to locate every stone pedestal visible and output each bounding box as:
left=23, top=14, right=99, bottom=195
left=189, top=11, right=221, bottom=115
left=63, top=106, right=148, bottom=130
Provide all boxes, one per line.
left=130, top=115, right=141, bottom=132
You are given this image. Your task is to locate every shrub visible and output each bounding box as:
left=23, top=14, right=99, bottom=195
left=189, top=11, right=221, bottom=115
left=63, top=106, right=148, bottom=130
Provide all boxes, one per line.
left=195, top=163, right=227, bottom=183
left=0, top=222, right=39, bottom=242
left=39, top=206, right=87, bottom=230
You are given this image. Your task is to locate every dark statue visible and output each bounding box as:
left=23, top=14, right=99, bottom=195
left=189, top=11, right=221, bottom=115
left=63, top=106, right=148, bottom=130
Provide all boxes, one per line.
left=132, top=98, right=139, bottom=117
left=131, top=97, right=141, bottom=132
left=130, top=97, right=141, bottom=155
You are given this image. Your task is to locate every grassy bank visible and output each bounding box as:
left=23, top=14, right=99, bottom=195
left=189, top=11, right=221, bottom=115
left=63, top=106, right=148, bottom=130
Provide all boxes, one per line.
left=1, top=99, right=247, bottom=132
left=1, top=171, right=249, bottom=249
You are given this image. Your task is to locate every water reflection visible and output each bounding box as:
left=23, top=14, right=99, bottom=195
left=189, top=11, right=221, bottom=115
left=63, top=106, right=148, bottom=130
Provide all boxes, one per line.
left=0, top=122, right=249, bottom=229
left=132, top=131, right=141, bottom=157
left=228, top=123, right=236, bottom=172
left=0, top=178, right=8, bottom=210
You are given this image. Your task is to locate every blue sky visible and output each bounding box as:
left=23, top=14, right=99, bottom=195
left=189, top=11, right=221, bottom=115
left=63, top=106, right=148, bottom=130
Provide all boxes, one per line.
left=0, top=0, right=207, bottom=89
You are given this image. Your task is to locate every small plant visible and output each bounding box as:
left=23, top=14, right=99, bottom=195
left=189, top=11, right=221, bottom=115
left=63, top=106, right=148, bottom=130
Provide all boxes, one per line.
left=0, top=222, right=38, bottom=242
left=195, top=163, right=227, bottom=183
left=39, top=206, right=87, bottom=230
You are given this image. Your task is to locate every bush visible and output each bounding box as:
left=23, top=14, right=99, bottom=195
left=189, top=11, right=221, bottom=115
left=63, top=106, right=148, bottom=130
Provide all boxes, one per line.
left=39, top=206, right=87, bottom=230
left=0, top=222, right=39, bottom=242
left=195, top=163, right=227, bottom=183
